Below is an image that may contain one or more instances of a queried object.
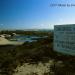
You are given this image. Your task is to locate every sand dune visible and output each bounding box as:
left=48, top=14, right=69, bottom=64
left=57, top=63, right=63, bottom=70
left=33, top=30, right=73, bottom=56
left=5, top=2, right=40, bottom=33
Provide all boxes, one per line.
left=0, top=37, right=24, bottom=45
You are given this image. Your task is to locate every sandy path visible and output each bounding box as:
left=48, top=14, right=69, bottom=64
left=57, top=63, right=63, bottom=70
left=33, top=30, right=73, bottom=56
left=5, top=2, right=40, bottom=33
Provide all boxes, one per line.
left=13, top=60, right=54, bottom=75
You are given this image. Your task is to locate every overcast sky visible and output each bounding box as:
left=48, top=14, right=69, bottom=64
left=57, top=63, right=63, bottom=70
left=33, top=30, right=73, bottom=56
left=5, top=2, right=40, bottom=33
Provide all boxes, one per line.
left=0, top=0, right=75, bottom=30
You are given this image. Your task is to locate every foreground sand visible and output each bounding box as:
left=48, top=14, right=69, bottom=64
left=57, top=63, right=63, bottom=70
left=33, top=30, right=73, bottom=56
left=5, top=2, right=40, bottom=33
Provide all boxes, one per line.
left=13, top=60, right=54, bottom=75
left=0, top=37, right=24, bottom=45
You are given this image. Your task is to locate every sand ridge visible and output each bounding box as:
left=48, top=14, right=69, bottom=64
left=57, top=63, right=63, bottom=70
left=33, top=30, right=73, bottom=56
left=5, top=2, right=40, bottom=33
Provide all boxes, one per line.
left=0, top=37, right=24, bottom=45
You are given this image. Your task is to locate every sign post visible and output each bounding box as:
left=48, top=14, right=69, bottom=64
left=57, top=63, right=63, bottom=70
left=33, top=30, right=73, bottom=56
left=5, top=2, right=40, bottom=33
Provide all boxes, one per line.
left=54, top=24, right=75, bottom=55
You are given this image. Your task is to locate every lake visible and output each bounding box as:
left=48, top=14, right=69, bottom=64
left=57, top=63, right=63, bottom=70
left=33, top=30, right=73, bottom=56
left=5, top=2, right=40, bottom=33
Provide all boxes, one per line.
left=9, top=35, right=48, bottom=42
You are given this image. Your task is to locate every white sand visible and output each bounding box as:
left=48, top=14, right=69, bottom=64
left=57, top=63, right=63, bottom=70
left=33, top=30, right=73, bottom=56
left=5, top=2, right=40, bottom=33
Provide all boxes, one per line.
left=13, top=60, right=54, bottom=75
left=0, top=37, right=24, bottom=45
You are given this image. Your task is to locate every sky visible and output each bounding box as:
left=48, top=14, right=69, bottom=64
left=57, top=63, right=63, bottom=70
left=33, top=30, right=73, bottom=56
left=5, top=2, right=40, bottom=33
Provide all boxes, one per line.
left=0, top=0, right=75, bottom=30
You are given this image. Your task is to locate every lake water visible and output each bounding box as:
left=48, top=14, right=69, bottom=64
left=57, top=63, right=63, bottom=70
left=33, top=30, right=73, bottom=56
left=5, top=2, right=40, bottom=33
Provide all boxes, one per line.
left=10, top=35, right=48, bottom=42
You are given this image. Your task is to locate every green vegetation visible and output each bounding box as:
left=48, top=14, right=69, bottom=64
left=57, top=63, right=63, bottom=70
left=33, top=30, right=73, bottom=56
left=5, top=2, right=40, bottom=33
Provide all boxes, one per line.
left=0, top=31, right=75, bottom=75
